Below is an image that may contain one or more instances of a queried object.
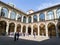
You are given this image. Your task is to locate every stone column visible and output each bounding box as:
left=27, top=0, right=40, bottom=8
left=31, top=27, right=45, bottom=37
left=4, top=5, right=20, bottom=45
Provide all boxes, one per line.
left=38, top=24, right=40, bottom=36
left=37, top=14, right=39, bottom=22
left=26, top=25, right=28, bottom=33
left=31, top=25, right=33, bottom=35
left=54, top=9, right=57, bottom=19
left=56, top=25, right=59, bottom=38
left=0, top=6, right=2, bottom=16
left=16, top=14, right=18, bottom=20
left=6, top=22, right=9, bottom=35
left=21, top=16, right=24, bottom=22
left=21, top=25, right=23, bottom=33
left=8, top=10, right=11, bottom=18
left=14, top=23, right=17, bottom=33
left=45, top=24, right=48, bottom=37
left=26, top=17, right=28, bottom=23
left=31, top=15, right=33, bottom=23
left=45, top=11, right=47, bottom=20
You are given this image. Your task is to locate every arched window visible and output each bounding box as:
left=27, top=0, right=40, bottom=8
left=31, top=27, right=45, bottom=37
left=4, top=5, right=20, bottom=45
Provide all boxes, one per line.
left=47, top=11, right=54, bottom=20
left=28, top=16, right=31, bottom=23
left=39, top=13, right=45, bottom=21
left=10, top=11, right=16, bottom=20
left=33, top=15, right=37, bottom=22
left=23, top=16, right=26, bottom=23
left=1, top=7, right=8, bottom=18
left=57, top=8, right=60, bottom=19
left=17, top=14, right=22, bottom=22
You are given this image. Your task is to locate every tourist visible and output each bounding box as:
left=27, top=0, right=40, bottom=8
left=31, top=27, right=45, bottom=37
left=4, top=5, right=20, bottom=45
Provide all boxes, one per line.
left=33, top=32, right=36, bottom=38
left=16, top=32, right=19, bottom=40
left=14, top=32, right=17, bottom=41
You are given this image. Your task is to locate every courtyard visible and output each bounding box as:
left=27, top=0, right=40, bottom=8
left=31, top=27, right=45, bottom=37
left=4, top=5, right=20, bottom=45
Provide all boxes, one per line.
left=0, top=36, right=60, bottom=45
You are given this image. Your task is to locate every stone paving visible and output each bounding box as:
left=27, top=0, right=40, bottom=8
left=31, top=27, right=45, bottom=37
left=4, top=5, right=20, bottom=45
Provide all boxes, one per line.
left=0, top=36, right=60, bottom=45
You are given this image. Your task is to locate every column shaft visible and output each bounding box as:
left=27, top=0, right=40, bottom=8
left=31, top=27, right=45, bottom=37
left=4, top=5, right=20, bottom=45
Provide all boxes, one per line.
left=14, top=23, right=17, bottom=33
left=26, top=25, right=28, bottom=33
left=56, top=26, right=59, bottom=38
left=8, top=10, right=11, bottom=18
left=54, top=9, right=57, bottom=19
left=31, top=25, right=33, bottom=35
left=31, top=16, right=33, bottom=23
left=38, top=25, right=40, bottom=36
left=6, top=23, right=9, bottom=35
left=21, top=25, right=23, bottom=33
left=26, top=17, right=28, bottom=23
left=37, top=14, right=39, bottom=22
left=21, top=16, right=23, bottom=22
left=16, top=14, right=18, bottom=20
left=45, top=24, right=48, bottom=37
left=0, top=6, right=2, bottom=16
left=45, top=12, right=47, bottom=20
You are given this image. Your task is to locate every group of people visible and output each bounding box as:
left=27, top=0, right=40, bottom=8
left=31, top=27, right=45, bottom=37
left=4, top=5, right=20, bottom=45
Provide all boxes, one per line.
left=14, top=32, right=19, bottom=41
left=14, top=32, right=37, bottom=41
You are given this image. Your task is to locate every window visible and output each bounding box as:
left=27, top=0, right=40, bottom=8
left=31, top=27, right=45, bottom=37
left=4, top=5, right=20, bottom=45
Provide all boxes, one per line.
left=23, top=16, right=26, bottom=23
left=57, top=8, right=60, bottom=19
left=47, top=11, right=54, bottom=20
left=10, top=11, right=16, bottom=20
left=17, top=14, right=22, bottom=22
left=28, top=16, right=31, bottom=23
left=1, top=7, right=8, bottom=18
left=33, top=15, right=37, bottom=22
left=39, top=13, right=45, bottom=21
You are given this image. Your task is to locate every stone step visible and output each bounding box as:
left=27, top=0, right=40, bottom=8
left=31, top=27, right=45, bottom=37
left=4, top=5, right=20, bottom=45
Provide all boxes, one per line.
left=9, top=35, right=49, bottom=41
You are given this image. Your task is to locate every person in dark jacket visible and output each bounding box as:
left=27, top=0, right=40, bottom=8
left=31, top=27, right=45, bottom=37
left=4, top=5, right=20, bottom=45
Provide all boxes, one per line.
left=14, top=32, right=17, bottom=41
left=16, top=32, right=19, bottom=40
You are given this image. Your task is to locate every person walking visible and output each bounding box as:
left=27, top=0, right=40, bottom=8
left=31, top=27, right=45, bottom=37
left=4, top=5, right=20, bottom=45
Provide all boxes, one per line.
left=16, top=32, right=19, bottom=40
left=33, top=32, right=36, bottom=38
left=14, top=32, right=17, bottom=41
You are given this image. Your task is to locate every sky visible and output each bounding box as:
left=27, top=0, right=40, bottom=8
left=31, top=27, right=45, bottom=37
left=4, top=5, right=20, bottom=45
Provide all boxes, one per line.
left=1, top=0, right=60, bottom=13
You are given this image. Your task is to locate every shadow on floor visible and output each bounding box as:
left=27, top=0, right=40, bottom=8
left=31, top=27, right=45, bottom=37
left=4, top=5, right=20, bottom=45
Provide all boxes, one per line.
left=0, top=36, right=60, bottom=45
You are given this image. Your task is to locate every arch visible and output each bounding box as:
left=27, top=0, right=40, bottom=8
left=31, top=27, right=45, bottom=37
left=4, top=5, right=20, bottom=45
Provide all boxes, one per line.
left=39, top=13, right=45, bottom=21
left=8, top=23, right=15, bottom=34
left=0, top=21, right=7, bottom=35
left=47, top=10, right=54, bottom=20
left=56, top=8, right=60, bottom=19
left=57, top=22, right=60, bottom=37
left=28, top=26, right=31, bottom=35
left=1, top=7, right=9, bottom=18
left=17, top=24, right=21, bottom=32
left=23, top=16, right=26, bottom=23
left=10, top=11, right=16, bottom=20
left=33, top=24, right=38, bottom=35
left=39, top=24, right=46, bottom=36
left=22, top=25, right=26, bottom=33
left=33, top=15, right=37, bottom=22
left=48, top=23, right=56, bottom=38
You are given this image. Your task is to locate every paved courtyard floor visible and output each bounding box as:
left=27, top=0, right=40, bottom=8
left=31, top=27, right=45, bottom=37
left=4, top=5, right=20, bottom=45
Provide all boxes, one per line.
left=0, top=36, right=60, bottom=45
